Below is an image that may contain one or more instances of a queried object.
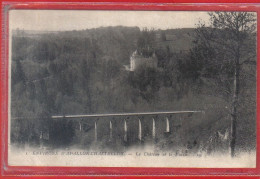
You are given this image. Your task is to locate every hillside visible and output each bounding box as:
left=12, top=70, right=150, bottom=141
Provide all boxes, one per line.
left=155, top=28, right=195, bottom=53
left=10, top=26, right=256, bottom=153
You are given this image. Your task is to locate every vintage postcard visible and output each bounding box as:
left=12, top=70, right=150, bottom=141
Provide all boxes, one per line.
left=8, top=9, right=256, bottom=168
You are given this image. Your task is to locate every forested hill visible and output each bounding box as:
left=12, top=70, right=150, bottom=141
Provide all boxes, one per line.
left=12, top=26, right=195, bottom=64
left=11, top=26, right=199, bottom=148
left=11, top=26, right=196, bottom=116
left=11, top=26, right=256, bottom=151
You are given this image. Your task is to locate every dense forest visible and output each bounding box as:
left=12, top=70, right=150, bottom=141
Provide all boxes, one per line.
left=11, top=13, right=256, bottom=155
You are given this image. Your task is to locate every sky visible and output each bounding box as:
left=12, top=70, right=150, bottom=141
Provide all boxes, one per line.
left=9, top=10, right=210, bottom=31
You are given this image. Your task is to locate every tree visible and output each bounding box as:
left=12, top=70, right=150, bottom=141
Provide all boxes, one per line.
left=12, top=59, right=26, bottom=86
left=137, top=28, right=156, bottom=57
left=161, top=31, right=167, bottom=41
left=193, top=12, right=256, bottom=157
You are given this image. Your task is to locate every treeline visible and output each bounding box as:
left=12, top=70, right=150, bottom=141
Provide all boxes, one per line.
left=11, top=25, right=256, bottom=153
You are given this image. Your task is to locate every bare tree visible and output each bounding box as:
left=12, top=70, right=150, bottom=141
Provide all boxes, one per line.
left=194, top=12, right=256, bottom=157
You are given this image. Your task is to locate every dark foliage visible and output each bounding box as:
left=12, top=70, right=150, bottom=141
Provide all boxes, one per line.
left=10, top=24, right=256, bottom=153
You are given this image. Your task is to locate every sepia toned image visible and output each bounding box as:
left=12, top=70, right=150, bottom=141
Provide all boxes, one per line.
left=8, top=10, right=256, bottom=168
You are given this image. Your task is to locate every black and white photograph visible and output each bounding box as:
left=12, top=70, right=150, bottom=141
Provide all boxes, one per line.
left=8, top=10, right=256, bottom=167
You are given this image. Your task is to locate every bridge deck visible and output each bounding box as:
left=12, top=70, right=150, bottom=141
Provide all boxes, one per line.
left=52, top=110, right=204, bottom=119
